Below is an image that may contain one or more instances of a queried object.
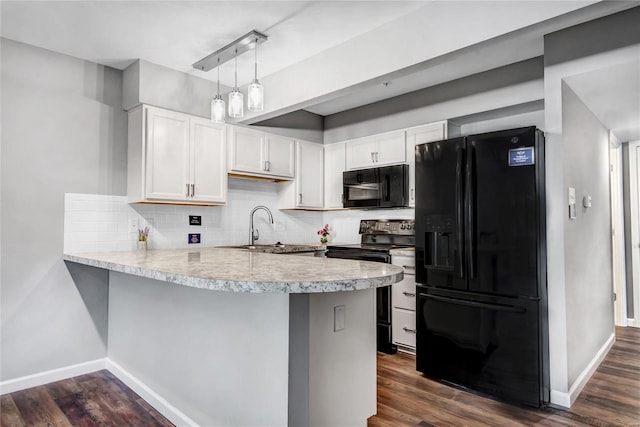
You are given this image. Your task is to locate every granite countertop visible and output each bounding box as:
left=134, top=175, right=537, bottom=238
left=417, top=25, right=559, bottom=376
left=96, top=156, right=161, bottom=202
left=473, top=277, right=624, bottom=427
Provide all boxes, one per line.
left=63, top=248, right=403, bottom=293
left=221, top=243, right=326, bottom=254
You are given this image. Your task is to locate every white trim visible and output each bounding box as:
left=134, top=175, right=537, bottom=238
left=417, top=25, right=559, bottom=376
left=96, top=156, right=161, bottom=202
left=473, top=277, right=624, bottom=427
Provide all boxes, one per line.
left=0, top=358, right=107, bottom=395
left=106, top=359, right=199, bottom=427
left=550, top=332, right=615, bottom=408
left=628, top=318, right=637, bottom=327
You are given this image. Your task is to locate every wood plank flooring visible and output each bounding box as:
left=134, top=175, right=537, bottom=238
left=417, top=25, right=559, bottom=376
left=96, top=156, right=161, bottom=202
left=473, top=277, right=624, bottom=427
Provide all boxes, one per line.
left=369, top=326, right=640, bottom=427
left=1, top=370, right=174, bottom=427
left=1, top=327, right=638, bottom=426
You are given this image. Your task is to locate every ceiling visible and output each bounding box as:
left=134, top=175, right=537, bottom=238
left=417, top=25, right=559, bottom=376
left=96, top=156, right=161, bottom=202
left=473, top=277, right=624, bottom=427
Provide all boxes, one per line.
left=566, top=60, right=640, bottom=143
left=0, top=1, right=424, bottom=87
left=1, top=0, right=638, bottom=138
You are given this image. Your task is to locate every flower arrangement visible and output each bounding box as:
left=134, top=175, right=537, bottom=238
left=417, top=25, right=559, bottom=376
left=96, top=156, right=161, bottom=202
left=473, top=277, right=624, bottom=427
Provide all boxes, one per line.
left=138, top=226, right=150, bottom=242
left=317, top=224, right=331, bottom=245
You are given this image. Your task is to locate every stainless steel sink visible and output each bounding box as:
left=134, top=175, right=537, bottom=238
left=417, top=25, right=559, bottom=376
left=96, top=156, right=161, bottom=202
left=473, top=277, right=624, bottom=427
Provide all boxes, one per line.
left=219, top=243, right=324, bottom=254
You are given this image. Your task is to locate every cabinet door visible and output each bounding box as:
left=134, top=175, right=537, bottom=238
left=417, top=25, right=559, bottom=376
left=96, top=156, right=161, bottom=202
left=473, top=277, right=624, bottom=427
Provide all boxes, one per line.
left=376, top=130, right=406, bottom=166
left=345, top=136, right=376, bottom=170
left=190, top=118, right=226, bottom=203
left=296, top=141, right=324, bottom=208
left=265, top=134, right=295, bottom=178
left=407, top=122, right=447, bottom=206
left=228, top=126, right=265, bottom=174
left=145, top=107, right=190, bottom=201
left=323, top=142, right=346, bottom=209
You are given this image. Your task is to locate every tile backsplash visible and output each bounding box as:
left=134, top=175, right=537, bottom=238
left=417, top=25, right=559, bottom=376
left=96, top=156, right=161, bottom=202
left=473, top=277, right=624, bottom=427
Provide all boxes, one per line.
left=64, top=178, right=416, bottom=253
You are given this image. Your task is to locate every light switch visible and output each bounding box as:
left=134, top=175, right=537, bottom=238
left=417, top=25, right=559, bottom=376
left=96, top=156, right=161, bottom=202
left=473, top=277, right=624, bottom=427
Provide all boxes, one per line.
left=334, top=305, right=345, bottom=332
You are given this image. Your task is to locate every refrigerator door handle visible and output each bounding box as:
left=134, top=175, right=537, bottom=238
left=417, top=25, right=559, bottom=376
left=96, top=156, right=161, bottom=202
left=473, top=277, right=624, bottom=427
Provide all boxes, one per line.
left=420, top=293, right=526, bottom=313
left=456, top=147, right=465, bottom=278
left=466, top=145, right=477, bottom=279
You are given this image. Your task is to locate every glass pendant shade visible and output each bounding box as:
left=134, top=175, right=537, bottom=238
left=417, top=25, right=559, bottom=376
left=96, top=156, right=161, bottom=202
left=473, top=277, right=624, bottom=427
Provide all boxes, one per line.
left=228, top=89, right=244, bottom=118
left=211, top=95, right=225, bottom=123
left=248, top=79, right=264, bottom=112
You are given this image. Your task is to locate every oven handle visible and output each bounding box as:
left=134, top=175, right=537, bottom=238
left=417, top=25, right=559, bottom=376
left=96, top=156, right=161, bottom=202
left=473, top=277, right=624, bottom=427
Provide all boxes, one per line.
left=326, top=252, right=391, bottom=263
left=420, top=293, right=526, bottom=313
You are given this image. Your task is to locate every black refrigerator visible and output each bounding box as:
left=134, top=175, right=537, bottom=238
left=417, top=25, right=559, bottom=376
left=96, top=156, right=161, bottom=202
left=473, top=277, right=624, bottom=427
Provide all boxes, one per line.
left=414, top=126, right=549, bottom=407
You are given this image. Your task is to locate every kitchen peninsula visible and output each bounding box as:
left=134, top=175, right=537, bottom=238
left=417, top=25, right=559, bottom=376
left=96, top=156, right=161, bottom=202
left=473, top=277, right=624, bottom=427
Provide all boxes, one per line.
left=64, top=248, right=403, bottom=427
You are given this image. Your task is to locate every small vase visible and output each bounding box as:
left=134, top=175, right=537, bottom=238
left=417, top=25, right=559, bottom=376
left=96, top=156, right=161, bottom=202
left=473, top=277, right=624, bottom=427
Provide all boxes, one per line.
left=137, top=240, right=148, bottom=251
left=320, top=237, right=328, bottom=247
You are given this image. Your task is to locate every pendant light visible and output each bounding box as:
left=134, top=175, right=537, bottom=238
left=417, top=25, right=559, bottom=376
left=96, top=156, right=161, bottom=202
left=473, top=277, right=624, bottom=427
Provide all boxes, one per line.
left=228, top=49, right=244, bottom=118
left=247, top=38, right=264, bottom=112
left=211, top=57, right=225, bottom=123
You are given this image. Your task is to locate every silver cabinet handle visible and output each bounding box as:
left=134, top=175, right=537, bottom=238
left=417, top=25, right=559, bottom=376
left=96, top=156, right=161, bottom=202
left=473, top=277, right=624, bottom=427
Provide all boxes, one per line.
left=266, top=160, right=271, bottom=171
left=298, top=193, right=303, bottom=204
left=263, top=161, right=268, bottom=171
left=371, top=152, right=375, bottom=163
left=402, top=291, right=416, bottom=297
left=186, top=183, right=190, bottom=198
left=375, top=152, right=379, bottom=163
left=190, top=183, right=195, bottom=198
left=402, top=326, right=416, bottom=334
left=411, top=188, right=414, bottom=201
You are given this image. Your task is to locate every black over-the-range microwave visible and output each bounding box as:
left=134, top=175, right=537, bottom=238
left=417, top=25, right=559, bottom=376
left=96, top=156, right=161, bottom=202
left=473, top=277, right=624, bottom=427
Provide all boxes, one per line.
left=342, top=164, right=410, bottom=209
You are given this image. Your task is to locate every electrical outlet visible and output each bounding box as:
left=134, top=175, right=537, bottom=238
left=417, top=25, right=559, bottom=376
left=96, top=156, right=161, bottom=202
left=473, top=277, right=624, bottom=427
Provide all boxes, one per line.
left=334, top=305, right=345, bottom=332
left=128, top=217, right=139, bottom=233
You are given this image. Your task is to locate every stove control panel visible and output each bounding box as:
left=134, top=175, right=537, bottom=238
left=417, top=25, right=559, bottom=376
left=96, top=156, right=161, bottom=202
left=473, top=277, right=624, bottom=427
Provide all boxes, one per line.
left=359, top=219, right=415, bottom=235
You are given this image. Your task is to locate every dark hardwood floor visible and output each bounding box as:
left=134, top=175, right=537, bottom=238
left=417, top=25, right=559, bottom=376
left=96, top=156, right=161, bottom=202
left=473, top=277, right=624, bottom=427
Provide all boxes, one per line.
left=1, top=370, right=174, bottom=427
left=2, top=327, right=638, bottom=426
left=369, top=326, right=640, bottom=427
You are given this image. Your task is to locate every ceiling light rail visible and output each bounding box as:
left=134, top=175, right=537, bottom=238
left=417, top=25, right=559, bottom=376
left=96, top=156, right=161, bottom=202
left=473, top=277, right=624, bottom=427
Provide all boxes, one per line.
left=193, top=30, right=268, bottom=72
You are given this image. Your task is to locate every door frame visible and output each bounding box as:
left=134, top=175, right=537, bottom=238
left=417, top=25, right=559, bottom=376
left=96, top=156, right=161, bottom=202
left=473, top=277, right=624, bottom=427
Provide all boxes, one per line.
left=610, top=140, right=627, bottom=326
left=626, top=140, right=640, bottom=327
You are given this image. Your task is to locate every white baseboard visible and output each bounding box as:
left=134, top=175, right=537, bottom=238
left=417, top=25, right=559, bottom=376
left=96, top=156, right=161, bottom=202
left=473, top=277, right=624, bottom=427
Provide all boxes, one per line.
left=0, top=358, right=107, bottom=395
left=106, top=359, right=199, bottom=427
left=550, top=332, right=615, bottom=408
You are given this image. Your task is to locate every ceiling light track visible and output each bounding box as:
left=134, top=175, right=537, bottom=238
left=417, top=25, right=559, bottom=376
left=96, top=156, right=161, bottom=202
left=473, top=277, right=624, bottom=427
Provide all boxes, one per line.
left=193, top=30, right=268, bottom=72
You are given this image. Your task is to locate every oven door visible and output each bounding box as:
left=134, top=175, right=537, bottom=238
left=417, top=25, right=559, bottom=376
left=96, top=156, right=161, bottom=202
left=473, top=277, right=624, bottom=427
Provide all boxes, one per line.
left=343, top=169, right=380, bottom=208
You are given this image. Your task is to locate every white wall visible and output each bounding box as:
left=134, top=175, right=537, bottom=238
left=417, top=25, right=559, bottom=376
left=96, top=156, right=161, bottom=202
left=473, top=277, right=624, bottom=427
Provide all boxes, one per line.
left=108, top=272, right=290, bottom=426
left=0, top=38, right=128, bottom=381
left=543, top=6, right=640, bottom=405
left=561, top=83, right=614, bottom=386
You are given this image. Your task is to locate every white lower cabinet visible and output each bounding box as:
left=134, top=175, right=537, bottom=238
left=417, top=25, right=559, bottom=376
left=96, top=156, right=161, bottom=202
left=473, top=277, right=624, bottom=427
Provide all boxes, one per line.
left=391, top=253, right=416, bottom=352
left=278, top=140, right=324, bottom=209
left=128, top=105, right=226, bottom=205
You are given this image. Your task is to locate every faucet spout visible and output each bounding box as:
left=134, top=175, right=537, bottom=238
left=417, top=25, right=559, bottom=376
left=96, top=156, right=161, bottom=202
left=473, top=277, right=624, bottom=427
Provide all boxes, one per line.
left=249, top=206, right=274, bottom=245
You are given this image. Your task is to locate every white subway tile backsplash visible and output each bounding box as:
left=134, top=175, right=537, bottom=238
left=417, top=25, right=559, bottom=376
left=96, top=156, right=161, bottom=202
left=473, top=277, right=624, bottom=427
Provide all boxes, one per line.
left=64, top=183, right=416, bottom=254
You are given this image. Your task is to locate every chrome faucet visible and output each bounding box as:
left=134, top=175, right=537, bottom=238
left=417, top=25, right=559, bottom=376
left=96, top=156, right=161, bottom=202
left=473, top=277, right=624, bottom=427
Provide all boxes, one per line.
left=249, top=205, right=274, bottom=245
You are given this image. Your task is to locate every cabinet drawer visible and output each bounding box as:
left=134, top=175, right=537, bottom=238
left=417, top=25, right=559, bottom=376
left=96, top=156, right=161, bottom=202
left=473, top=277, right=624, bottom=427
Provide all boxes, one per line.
left=392, top=275, right=416, bottom=310
left=392, top=308, right=416, bottom=348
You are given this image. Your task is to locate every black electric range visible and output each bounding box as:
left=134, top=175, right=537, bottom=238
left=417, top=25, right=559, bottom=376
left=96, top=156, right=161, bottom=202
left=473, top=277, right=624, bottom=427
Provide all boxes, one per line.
left=326, top=219, right=415, bottom=354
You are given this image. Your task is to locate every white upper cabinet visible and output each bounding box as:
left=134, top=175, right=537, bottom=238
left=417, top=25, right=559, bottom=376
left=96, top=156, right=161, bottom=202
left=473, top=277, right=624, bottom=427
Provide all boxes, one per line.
left=323, top=142, right=346, bottom=209
left=228, top=126, right=264, bottom=175
left=406, top=121, right=449, bottom=207
left=228, top=125, right=295, bottom=179
left=345, top=130, right=406, bottom=170
left=144, top=107, right=190, bottom=201
left=128, top=105, right=227, bottom=205
left=278, top=140, right=323, bottom=210
left=190, top=117, right=227, bottom=203
left=265, top=134, right=295, bottom=178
